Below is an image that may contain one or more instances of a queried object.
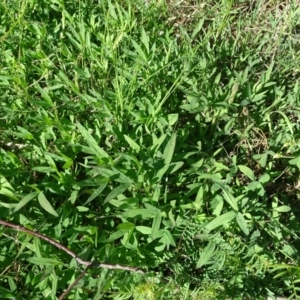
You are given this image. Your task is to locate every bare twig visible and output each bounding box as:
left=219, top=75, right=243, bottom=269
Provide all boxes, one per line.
left=0, top=219, right=145, bottom=299
left=0, top=219, right=144, bottom=273
left=58, top=265, right=91, bottom=300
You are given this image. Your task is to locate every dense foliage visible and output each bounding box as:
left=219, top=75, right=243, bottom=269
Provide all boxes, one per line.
left=1, top=0, right=300, bottom=299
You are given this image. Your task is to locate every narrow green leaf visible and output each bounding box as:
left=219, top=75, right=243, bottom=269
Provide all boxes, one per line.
left=196, top=241, right=216, bottom=268
left=76, top=206, right=89, bottom=212
left=163, top=132, right=177, bottom=165
left=238, top=165, right=255, bottom=181
left=136, top=226, right=151, bottom=234
left=151, top=133, right=167, bottom=152
left=32, top=166, right=54, bottom=173
left=124, top=135, right=140, bottom=152
left=52, top=275, right=58, bottom=298
left=16, top=126, right=34, bottom=140
left=37, top=85, right=53, bottom=106
left=122, top=209, right=157, bottom=219
left=252, top=91, right=267, bottom=102
left=151, top=214, right=162, bottom=240
left=191, top=18, right=204, bottom=39
left=8, top=277, right=17, bottom=292
left=92, top=167, right=116, bottom=178
left=223, top=192, right=238, bottom=211
left=84, top=182, right=107, bottom=205
left=167, top=113, right=178, bottom=126
left=164, top=229, right=176, bottom=247
left=33, top=238, right=41, bottom=258
left=57, top=71, right=78, bottom=92
left=155, top=236, right=167, bottom=252
left=213, top=161, right=230, bottom=171
left=131, top=39, right=147, bottom=61
left=44, top=151, right=69, bottom=162
left=66, top=32, right=82, bottom=51
left=144, top=203, right=161, bottom=213
left=77, top=123, right=109, bottom=158
left=105, top=230, right=126, bottom=243
left=273, top=206, right=291, bottom=212
left=169, top=161, right=184, bottom=174
left=194, top=186, right=204, bottom=210
left=228, top=82, right=240, bottom=104
left=180, top=203, right=194, bottom=210
left=27, top=257, right=62, bottom=266
left=0, top=202, right=17, bottom=208
left=205, top=210, right=237, bottom=232
left=117, top=222, right=135, bottom=231
left=265, top=60, right=274, bottom=81
left=104, top=183, right=131, bottom=204
left=156, top=164, right=169, bottom=182
left=198, top=173, right=223, bottom=182
left=0, top=175, right=17, bottom=200
left=141, top=27, right=149, bottom=54
left=155, top=133, right=177, bottom=181
left=38, top=192, right=58, bottom=217
left=213, top=181, right=238, bottom=211
left=14, top=192, right=39, bottom=212
left=271, top=110, right=294, bottom=134
left=91, top=167, right=132, bottom=184
left=73, top=226, right=96, bottom=234
left=236, top=212, right=249, bottom=235
left=253, top=152, right=268, bottom=168
left=70, top=190, right=79, bottom=204
left=111, top=167, right=132, bottom=184
left=212, top=198, right=224, bottom=216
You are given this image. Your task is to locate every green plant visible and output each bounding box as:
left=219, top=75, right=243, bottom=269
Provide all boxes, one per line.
left=1, top=0, right=300, bottom=299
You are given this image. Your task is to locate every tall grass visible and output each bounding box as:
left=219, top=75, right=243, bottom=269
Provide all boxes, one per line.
left=0, top=0, right=300, bottom=299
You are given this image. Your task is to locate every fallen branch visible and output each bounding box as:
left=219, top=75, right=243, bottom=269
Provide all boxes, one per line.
left=0, top=219, right=144, bottom=272
left=58, top=264, right=91, bottom=300
left=0, top=219, right=145, bottom=298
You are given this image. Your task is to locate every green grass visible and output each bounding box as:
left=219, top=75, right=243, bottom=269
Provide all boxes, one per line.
left=1, top=0, right=300, bottom=299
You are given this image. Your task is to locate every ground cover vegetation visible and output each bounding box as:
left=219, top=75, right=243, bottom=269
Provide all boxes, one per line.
left=0, top=0, right=300, bottom=299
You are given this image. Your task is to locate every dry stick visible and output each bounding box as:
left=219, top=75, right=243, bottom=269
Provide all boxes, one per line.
left=0, top=220, right=144, bottom=273
left=0, top=220, right=145, bottom=298
left=58, top=264, right=91, bottom=300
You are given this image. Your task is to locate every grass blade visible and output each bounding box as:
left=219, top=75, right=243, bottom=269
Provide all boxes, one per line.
left=205, top=211, right=237, bottom=232
left=104, top=183, right=131, bottom=204
left=196, top=241, right=216, bottom=268
left=14, top=192, right=39, bottom=212
left=77, top=123, right=109, bottom=159
left=38, top=192, right=58, bottom=217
